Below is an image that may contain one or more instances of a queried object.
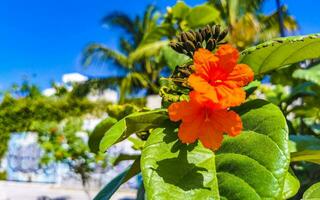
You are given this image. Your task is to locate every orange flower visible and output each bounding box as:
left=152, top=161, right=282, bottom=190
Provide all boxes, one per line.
left=188, top=44, right=254, bottom=108
left=168, top=91, right=242, bottom=150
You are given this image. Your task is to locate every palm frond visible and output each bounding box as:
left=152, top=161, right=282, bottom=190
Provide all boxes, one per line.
left=128, top=40, right=169, bottom=64
left=119, top=37, right=134, bottom=54
left=102, top=12, right=135, bottom=35
left=258, top=5, right=298, bottom=40
left=71, top=77, right=123, bottom=98
left=211, top=0, right=265, bottom=22
left=236, top=0, right=265, bottom=13
left=82, top=43, right=130, bottom=69
left=119, top=72, right=151, bottom=103
left=143, top=5, right=160, bottom=33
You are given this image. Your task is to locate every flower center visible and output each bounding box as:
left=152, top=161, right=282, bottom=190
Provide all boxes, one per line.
left=204, top=108, right=211, bottom=122
left=209, top=79, right=223, bottom=86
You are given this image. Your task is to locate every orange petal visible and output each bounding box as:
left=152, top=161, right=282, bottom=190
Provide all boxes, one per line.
left=198, top=121, right=224, bottom=150
left=168, top=101, right=199, bottom=122
left=168, top=101, right=188, bottom=122
left=216, top=44, right=239, bottom=63
left=189, top=91, right=224, bottom=110
left=227, top=64, right=254, bottom=87
left=216, top=44, right=239, bottom=72
left=178, top=117, right=203, bottom=144
left=215, top=85, right=246, bottom=107
left=193, top=48, right=219, bottom=77
left=188, top=74, right=219, bottom=103
left=212, top=110, right=243, bottom=137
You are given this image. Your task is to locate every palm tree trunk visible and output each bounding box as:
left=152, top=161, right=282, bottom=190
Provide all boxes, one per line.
left=276, top=0, right=285, bottom=37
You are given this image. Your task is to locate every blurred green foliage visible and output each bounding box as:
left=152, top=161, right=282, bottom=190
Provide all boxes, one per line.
left=0, top=83, right=110, bottom=184
left=0, top=93, right=94, bottom=158
left=32, top=118, right=107, bottom=186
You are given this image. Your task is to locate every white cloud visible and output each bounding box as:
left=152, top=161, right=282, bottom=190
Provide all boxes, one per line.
left=42, top=88, right=56, bottom=96
left=62, top=73, right=88, bottom=84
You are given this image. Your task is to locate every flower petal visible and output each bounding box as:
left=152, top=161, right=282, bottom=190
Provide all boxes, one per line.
left=178, top=118, right=203, bottom=144
left=216, top=44, right=239, bottom=63
left=188, top=74, right=219, bottom=103
left=215, top=85, right=246, bottom=107
left=216, top=44, right=239, bottom=72
left=227, top=64, right=254, bottom=87
left=168, top=101, right=199, bottom=122
left=168, top=101, right=188, bottom=122
left=193, top=48, right=219, bottom=78
left=198, top=121, right=224, bottom=150
left=212, top=110, right=243, bottom=137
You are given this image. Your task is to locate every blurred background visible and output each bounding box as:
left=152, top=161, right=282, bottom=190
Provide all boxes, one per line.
left=0, top=0, right=319, bottom=199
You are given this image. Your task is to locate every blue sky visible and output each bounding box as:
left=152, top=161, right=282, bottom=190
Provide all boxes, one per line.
left=0, top=0, right=319, bottom=90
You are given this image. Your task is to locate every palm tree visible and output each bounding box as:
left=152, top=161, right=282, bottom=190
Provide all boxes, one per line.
left=127, top=1, right=298, bottom=63
left=81, top=5, right=164, bottom=103
left=209, top=0, right=298, bottom=49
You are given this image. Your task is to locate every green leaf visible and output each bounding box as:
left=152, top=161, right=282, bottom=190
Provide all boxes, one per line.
left=243, top=80, right=261, bottom=97
left=171, top=1, right=190, bottom=19
left=89, top=117, right=117, bottom=153
left=161, top=46, right=191, bottom=71
left=290, top=135, right=320, bottom=151
left=293, top=63, right=320, bottom=85
left=282, top=169, right=300, bottom=199
left=113, top=153, right=140, bottom=166
left=216, top=100, right=289, bottom=199
left=240, top=34, right=320, bottom=75
left=303, top=182, right=320, bottom=200
left=128, top=136, right=146, bottom=150
left=136, top=183, right=146, bottom=200
left=94, top=157, right=140, bottom=200
left=141, top=126, right=220, bottom=199
left=106, top=104, right=139, bottom=121
left=185, top=5, right=220, bottom=28
left=291, top=150, right=320, bottom=164
left=99, top=109, right=168, bottom=152
left=141, top=100, right=290, bottom=199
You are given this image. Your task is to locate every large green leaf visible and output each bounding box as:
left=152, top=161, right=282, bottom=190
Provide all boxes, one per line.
left=141, top=126, right=220, bottom=200
left=161, top=46, right=191, bottom=71
left=303, top=182, right=320, bottom=200
left=94, top=157, right=140, bottom=200
left=88, top=117, right=117, bottom=153
left=216, top=100, right=290, bottom=199
left=282, top=169, right=300, bottom=199
left=240, top=34, right=320, bottom=75
left=99, top=109, right=168, bottom=152
left=141, top=100, right=290, bottom=199
left=293, top=63, right=320, bottom=85
left=185, top=5, right=220, bottom=28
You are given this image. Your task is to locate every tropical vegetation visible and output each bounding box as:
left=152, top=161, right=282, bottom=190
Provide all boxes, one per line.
left=1, top=1, right=320, bottom=200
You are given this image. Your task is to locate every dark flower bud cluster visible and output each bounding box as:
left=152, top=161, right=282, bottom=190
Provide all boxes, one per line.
left=169, top=25, right=228, bottom=57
